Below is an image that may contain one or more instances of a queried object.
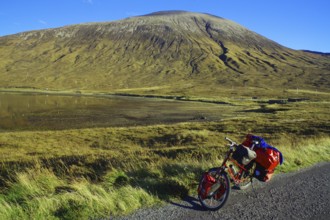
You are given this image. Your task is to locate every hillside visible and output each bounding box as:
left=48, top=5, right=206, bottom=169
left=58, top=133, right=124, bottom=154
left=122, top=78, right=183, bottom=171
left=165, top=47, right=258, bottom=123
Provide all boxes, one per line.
left=0, top=11, right=329, bottom=96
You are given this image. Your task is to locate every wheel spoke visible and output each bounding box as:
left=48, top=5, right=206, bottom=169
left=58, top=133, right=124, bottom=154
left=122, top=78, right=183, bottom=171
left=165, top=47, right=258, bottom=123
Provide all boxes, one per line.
left=198, top=169, right=231, bottom=210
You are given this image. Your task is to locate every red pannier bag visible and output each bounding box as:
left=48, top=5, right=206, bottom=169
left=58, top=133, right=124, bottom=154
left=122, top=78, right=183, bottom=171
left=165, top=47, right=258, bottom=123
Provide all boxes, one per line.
left=198, top=172, right=216, bottom=199
left=254, top=148, right=280, bottom=171
left=254, top=148, right=280, bottom=182
left=198, top=171, right=226, bottom=199
left=241, top=134, right=283, bottom=182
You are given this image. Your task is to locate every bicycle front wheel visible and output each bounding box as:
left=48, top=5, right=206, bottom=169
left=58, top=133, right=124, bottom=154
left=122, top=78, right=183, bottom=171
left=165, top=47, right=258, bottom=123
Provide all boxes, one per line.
left=198, top=168, right=231, bottom=211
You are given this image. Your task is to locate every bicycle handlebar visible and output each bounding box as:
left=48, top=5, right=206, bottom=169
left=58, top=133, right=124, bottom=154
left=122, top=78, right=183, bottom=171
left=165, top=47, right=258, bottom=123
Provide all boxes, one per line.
left=225, top=137, right=237, bottom=146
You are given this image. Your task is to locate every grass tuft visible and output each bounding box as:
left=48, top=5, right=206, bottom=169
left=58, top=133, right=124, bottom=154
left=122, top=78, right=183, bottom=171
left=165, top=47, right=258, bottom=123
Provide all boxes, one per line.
left=0, top=95, right=329, bottom=218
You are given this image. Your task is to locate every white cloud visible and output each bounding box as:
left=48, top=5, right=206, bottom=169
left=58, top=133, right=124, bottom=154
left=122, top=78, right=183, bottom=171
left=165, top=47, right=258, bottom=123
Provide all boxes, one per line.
left=38, top=20, right=47, bottom=25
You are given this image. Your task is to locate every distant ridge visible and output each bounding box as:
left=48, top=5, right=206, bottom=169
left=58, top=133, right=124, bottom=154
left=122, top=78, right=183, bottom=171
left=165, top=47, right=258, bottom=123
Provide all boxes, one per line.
left=302, top=50, right=330, bottom=56
left=0, top=11, right=329, bottom=95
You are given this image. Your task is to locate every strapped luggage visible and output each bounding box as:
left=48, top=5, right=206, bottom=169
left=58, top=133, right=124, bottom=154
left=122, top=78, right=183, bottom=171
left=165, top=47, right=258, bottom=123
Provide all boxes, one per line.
left=241, top=134, right=284, bottom=182
left=254, top=163, right=274, bottom=182
left=254, top=147, right=280, bottom=171
left=232, top=144, right=256, bottom=165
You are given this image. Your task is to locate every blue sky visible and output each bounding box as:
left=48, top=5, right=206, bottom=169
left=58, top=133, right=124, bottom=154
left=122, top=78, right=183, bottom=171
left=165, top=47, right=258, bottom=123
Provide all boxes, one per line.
left=1, top=0, right=329, bottom=52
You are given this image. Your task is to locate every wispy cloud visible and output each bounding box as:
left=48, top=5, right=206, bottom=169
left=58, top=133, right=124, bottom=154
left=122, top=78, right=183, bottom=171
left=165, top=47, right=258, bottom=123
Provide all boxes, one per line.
left=38, top=20, right=47, bottom=25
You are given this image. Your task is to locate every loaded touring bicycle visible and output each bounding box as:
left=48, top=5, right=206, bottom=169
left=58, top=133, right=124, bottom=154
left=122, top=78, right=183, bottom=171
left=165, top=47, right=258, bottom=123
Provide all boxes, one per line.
left=197, top=134, right=283, bottom=210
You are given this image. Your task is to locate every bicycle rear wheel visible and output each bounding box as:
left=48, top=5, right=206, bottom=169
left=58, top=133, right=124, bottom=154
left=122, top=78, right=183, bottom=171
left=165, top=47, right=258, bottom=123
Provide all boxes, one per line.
left=234, top=162, right=256, bottom=190
left=198, top=168, right=231, bottom=210
left=234, top=175, right=252, bottom=190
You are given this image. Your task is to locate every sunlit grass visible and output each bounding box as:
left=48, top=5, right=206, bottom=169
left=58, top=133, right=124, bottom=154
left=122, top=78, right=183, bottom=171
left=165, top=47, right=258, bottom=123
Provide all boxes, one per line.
left=0, top=133, right=329, bottom=219
left=1, top=12, right=329, bottom=218
left=0, top=94, right=329, bottom=219
left=274, top=135, right=330, bottom=172
left=0, top=166, right=159, bottom=220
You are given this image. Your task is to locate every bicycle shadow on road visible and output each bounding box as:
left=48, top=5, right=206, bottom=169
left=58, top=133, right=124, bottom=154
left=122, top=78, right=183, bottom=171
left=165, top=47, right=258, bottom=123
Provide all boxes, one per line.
left=170, top=196, right=206, bottom=211
left=170, top=185, right=254, bottom=212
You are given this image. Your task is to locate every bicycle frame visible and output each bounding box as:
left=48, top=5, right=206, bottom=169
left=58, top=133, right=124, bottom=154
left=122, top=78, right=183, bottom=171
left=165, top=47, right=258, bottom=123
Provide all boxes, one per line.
left=217, top=138, right=253, bottom=185
left=225, top=158, right=251, bottom=185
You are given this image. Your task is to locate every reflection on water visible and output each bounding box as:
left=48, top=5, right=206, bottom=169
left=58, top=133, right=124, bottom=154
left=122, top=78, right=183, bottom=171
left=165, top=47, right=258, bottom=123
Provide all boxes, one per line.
left=0, top=93, right=226, bottom=131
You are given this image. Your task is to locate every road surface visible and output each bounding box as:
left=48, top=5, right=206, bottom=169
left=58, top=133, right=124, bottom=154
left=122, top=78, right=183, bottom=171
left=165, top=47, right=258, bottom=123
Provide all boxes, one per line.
left=116, top=162, right=330, bottom=220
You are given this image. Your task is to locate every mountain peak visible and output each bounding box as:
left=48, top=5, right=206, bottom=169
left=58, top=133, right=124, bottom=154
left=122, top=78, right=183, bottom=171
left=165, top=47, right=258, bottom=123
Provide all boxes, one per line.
left=0, top=11, right=329, bottom=93
left=142, top=10, right=190, bottom=16
left=141, top=10, right=224, bottom=20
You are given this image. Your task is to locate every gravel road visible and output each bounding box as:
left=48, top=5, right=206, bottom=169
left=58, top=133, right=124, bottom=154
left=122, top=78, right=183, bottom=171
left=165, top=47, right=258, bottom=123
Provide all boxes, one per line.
left=116, top=162, right=330, bottom=220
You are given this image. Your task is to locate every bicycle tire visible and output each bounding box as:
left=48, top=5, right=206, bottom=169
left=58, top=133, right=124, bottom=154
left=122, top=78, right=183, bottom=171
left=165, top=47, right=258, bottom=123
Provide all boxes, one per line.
left=198, top=167, right=231, bottom=211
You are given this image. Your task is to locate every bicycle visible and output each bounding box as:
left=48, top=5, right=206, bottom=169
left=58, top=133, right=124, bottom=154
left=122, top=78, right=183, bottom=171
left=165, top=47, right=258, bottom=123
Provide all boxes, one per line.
left=197, top=137, right=258, bottom=210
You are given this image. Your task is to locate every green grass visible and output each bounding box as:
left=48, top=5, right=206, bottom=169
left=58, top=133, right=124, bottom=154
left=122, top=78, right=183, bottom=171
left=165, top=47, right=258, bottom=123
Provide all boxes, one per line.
left=274, top=135, right=330, bottom=172
left=0, top=11, right=329, bottom=218
left=0, top=136, right=329, bottom=219
left=1, top=12, right=330, bottom=95
left=1, top=134, right=328, bottom=220
left=0, top=167, right=159, bottom=220
left=0, top=92, right=329, bottom=219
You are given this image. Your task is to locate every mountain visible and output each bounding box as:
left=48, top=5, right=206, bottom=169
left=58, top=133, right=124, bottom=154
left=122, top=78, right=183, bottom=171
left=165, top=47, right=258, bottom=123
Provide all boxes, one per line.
left=0, top=11, right=329, bottom=96
left=302, top=50, right=330, bottom=56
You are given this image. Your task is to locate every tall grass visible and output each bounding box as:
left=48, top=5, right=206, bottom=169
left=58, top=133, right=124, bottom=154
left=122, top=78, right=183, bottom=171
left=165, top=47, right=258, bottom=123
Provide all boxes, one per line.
left=0, top=166, right=159, bottom=220
left=0, top=97, right=329, bottom=219
left=0, top=133, right=329, bottom=219
left=273, top=135, right=330, bottom=172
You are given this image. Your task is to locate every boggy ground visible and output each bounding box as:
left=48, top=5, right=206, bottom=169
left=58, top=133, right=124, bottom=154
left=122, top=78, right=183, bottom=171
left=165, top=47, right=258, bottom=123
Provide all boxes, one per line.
left=0, top=91, right=329, bottom=219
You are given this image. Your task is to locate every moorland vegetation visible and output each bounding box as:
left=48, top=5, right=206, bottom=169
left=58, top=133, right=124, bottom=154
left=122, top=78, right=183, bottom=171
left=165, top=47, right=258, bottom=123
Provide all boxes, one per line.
left=0, top=92, right=329, bottom=219
left=0, top=11, right=329, bottom=219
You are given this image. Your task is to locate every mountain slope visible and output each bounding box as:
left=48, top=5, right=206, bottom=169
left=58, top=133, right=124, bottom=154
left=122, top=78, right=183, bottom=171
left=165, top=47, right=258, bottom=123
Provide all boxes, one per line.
left=0, top=11, right=329, bottom=95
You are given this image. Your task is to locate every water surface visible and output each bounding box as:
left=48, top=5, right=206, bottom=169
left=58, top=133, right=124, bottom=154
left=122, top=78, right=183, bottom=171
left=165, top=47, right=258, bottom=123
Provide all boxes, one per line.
left=0, top=92, right=234, bottom=131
